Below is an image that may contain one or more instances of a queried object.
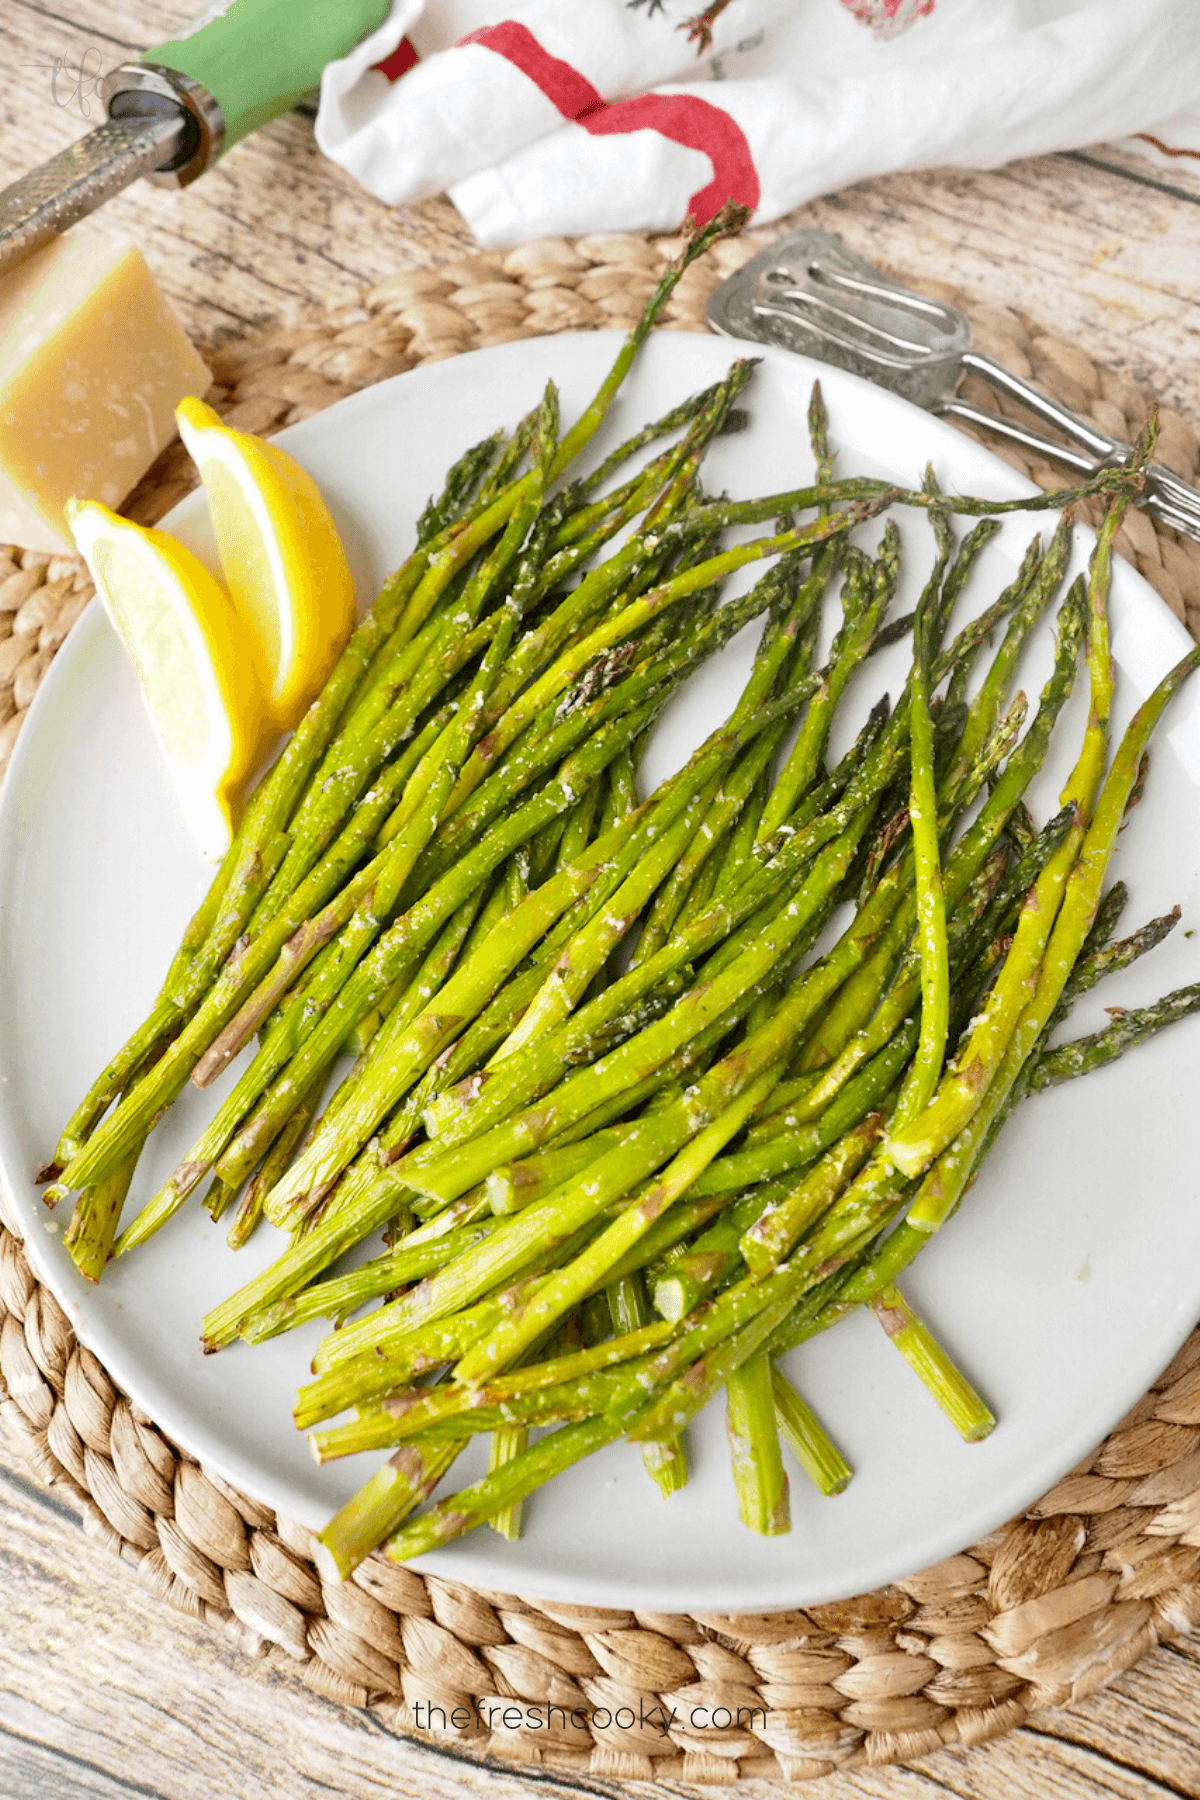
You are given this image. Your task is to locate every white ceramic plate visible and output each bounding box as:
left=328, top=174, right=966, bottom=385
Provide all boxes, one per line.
left=3, top=332, right=1200, bottom=1615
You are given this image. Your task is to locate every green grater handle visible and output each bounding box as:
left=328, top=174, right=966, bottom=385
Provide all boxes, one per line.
left=146, top=0, right=394, bottom=152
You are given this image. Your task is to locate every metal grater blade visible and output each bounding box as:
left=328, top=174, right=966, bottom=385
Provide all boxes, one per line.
left=0, top=113, right=187, bottom=273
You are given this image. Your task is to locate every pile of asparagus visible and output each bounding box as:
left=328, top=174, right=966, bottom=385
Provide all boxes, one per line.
left=43, top=208, right=1200, bottom=1578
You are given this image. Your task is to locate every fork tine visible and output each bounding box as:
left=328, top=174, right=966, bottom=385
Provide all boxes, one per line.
left=1146, top=492, right=1200, bottom=544
left=811, top=262, right=963, bottom=334
left=1148, top=466, right=1200, bottom=509
left=714, top=226, right=1200, bottom=549
left=774, top=285, right=937, bottom=358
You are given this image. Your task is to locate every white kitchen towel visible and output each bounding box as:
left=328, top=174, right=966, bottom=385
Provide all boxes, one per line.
left=315, top=0, right=1200, bottom=247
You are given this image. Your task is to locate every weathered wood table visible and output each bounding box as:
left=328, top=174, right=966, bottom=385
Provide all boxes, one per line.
left=5, top=3, right=1200, bottom=1795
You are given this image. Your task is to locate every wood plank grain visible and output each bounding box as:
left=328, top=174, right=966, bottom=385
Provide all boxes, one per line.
left=0, top=1462, right=558, bottom=1800
left=1, top=10, right=475, bottom=341
left=6, top=4, right=1200, bottom=412
left=1025, top=1641, right=1200, bottom=1796
left=4, top=1451, right=1200, bottom=1800
left=794, top=159, right=1200, bottom=416
left=11, top=0, right=199, bottom=59
left=1065, top=144, right=1200, bottom=208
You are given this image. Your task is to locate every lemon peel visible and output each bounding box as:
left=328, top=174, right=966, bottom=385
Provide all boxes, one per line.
left=176, top=396, right=356, bottom=730
left=67, top=499, right=264, bottom=861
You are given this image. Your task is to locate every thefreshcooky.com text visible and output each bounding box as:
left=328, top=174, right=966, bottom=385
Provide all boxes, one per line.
left=410, top=1698, right=766, bottom=1736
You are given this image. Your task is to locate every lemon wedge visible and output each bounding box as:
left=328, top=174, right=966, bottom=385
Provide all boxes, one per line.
left=175, top=396, right=356, bottom=730
left=66, top=500, right=264, bottom=862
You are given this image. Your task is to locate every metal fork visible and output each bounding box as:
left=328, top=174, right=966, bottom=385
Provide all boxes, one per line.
left=706, top=229, right=1200, bottom=544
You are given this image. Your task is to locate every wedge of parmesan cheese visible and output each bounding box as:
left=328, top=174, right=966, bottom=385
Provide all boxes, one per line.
left=0, top=231, right=211, bottom=553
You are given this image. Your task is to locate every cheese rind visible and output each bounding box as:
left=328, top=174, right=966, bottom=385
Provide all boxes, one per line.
left=0, top=232, right=211, bottom=553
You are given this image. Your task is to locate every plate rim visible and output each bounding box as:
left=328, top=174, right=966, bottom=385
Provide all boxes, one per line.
left=2, top=327, right=1199, bottom=1612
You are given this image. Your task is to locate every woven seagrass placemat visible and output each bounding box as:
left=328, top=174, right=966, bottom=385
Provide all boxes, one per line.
left=3, top=229, right=1200, bottom=1786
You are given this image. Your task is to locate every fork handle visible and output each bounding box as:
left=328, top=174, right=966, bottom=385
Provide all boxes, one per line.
left=937, top=396, right=1098, bottom=476
left=936, top=394, right=1200, bottom=545
left=959, top=349, right=1121, bottom=464
left=955, top=350, right=1200, bottom=545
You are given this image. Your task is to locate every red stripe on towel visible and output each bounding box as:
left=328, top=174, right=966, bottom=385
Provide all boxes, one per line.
left=462, top=20, right=602, bottom=118
left=373, top=36, right=420, bottom=81
left=461, top=20, right=760, bottom=223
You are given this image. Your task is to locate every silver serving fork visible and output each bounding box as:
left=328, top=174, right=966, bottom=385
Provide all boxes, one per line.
left=706, top=229, right=1200, bottom=543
